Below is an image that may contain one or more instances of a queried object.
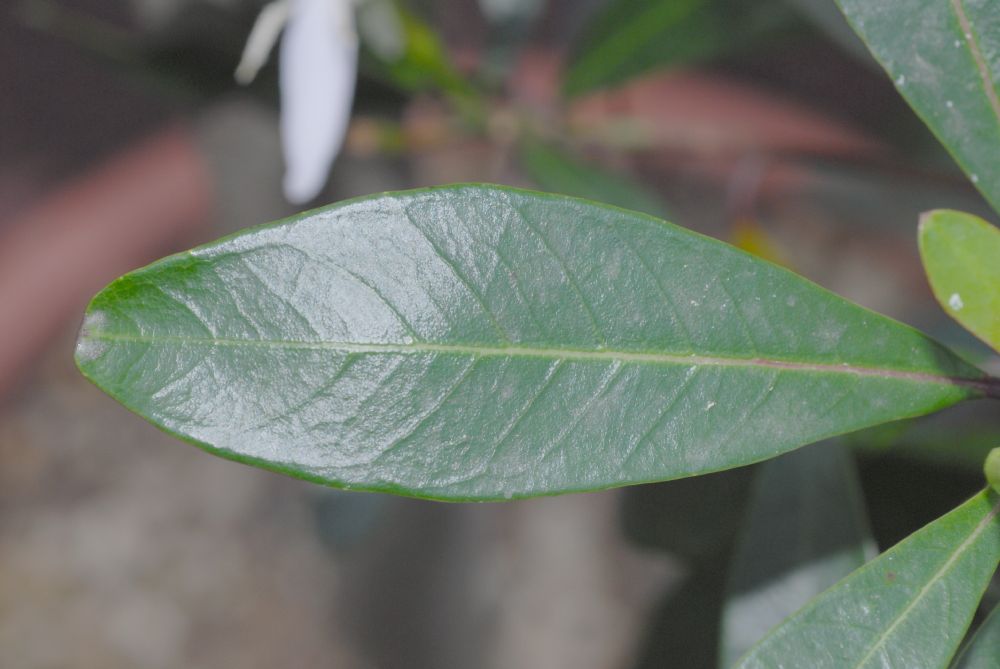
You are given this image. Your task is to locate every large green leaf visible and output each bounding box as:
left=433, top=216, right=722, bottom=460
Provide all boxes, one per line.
left=719, top=442, right=875, bottom=667
left=564, top=0, right=792, bottom=97
left=954, top=600, right=1000, bottom=668
left=919, top=210, right=1000, bottom=353
left=75, top=185, right=994, bottom=500
left=836, top=0, right=1000, bottom=214
left=734, top=490, right=1000, bottom=669
left=518, top=140, right=670, bottom=219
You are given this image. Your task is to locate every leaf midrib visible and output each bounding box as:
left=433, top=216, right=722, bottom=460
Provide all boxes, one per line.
left=81, top=329, right=993, bottom=392
left=851, top=496, right=1000, bottom=669
left=950, top=0, right=1000, bottom=133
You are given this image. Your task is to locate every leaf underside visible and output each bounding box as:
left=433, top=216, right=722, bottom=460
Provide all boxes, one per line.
left=76, top=185, right=989, bottom=500
left=734, top=490, right=1000, bottom=669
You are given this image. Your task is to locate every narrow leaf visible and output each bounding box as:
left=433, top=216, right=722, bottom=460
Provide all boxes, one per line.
left=75, top=185, right=994, bottom=500
left=720, top=442, right=875, bottom=667
left=734, top=490, right=1000, bottom=669
left=919, top=210, right=1000, bottom=353
left=954, top=601, right=1000, bottom=669
left=564, top=0, right=791, bottom=97
left=836, top=0, right=1000, bottom=214
left=518, top=140, right=670, bottom=218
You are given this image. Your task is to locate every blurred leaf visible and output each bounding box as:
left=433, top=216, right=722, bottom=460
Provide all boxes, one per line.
left=622, top=468, right=753, bottom=560
left=564, top=0, right=793, bottom=97
left=518, top=140, right=670, bottom=218
left=363, top=6, right=469, bottom=97
left=836, top=0, right=1000, bottom=214
left=734, top=490, right=1000, bottom=669
left=954, top=600, right=1000, bottom=668
left=781, top=0, right=873, bottom=64
left=719, top=442, right=875, bottom=667
left=75, top=185, right=992, bottom=500
left=633, top=553, right=730, bottom=669
left=919, top=210, right=1000, bottom=353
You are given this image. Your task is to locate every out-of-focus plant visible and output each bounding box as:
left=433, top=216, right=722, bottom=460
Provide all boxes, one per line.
left=55, top=0, right=1000, bottom=665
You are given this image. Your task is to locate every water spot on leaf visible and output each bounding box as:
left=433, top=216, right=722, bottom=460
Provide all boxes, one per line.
left=948, top=293, right=964, bottom=311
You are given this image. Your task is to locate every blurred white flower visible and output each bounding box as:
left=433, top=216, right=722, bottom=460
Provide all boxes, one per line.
left=236, top=0, right=358, bottom=204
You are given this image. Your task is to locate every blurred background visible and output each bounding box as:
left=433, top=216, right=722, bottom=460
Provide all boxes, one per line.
left=1, top=0, right=999, bottom=667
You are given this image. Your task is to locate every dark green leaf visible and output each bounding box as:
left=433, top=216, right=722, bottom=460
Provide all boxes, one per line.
left=720, top=442, right=874, bottom=666
left=564, top=0, right=792, bottom=97
left=518, top=141, right=670, bottom=218
left=836, top=0, right=1000, bottom=214
left=954, top=600, right=1000, bottom=668
left=734, top=490, right=1000, bottom=669
left=919, top=210, right=1000, bottom=353
left=75, top=185, right=993, bottom=500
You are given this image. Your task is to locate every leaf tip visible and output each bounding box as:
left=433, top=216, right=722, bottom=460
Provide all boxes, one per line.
left=917, top=209, right=948, bottom=237
left=74, top=310, right=109, bottom=366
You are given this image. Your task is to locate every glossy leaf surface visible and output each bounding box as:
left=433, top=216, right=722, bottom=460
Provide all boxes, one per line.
left=720, top=442, right=875, bottom=666
left=919, top=210, right=1000, bottom=353
left=836, top=0, right=1000, bottom=213
left=954, top=601, right=1000, bottom=668
left=734, top=490, right=1000, bottom=669
left=76, top=185, right=993, bottom=500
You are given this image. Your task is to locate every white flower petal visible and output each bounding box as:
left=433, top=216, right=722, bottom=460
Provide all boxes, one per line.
left=280, top=0, right=358, bottom=204
left=234, top=0, right=291, bottom=85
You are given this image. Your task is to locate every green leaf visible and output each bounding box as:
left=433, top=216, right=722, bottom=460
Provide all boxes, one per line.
left=734, top=490, right=1000, bottom=669
left=719, top=442, right=875, bottom=667
left=362, top=6, right=469, bottom=97
left=919, top=210, right=1000, bottom=353
left=564, top=0, right=792, bottom=97
left=985, top=448, right=1000, bottom=495
left=518, top=140, right=670, bottom=219
left=836, top=0, right=1000, bottom=214
left=954, top=600, right=1000, bottom=668
left=74, top=185, right=993, bottom=501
